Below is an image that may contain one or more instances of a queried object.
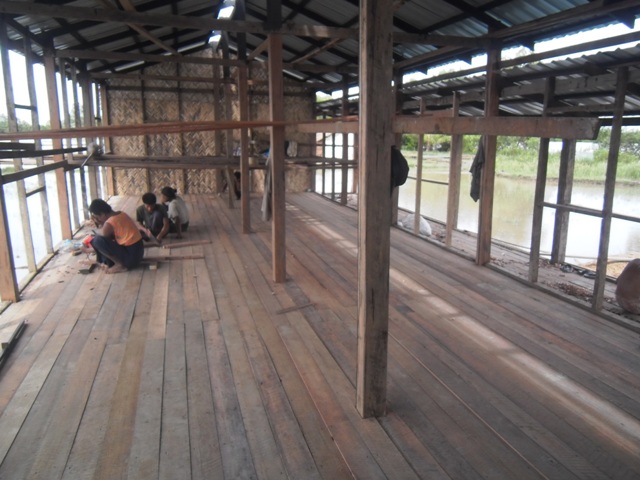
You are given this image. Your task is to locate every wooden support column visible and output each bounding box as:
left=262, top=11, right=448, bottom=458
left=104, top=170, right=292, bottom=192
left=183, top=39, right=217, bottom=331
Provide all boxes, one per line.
left=237, top=0, right=251, bottom=233
left=550, top=139, right=576, bottom=264
left=222, top=38, right=236, bottom=208
left=99, top=82, right=115, bottom=196
left=80, top=70, right=99, bottom=199
left=593, top=67, right=628, bottom=310
left=476, top=42, right=500, bottom=265
left=24, top=34, right=54, bottom=254
left=43, top=46, right=72, bottom=239
left=140, top=74, right=151, bottom=193
left=0, top=171, right=19, bottom=302
left=446, top=93, right=463, bottom=246
left=356, top=0, right=394, bottom=419
left=268, top=32, right=286, bottom=283
left=414, top=98, right=426, bottom=235
left=391, top=71, right=403, bottom=225
left=340, top=81, right=349, bottom=205
left=212, top=63, right=225, bottom=194
left=529, top=77, right=555, bottom=282
left=59, top=58, right=80, bottom=228
left=1, top=26, right=36, bottom=273
left=71, top=65, right=89, bottom=216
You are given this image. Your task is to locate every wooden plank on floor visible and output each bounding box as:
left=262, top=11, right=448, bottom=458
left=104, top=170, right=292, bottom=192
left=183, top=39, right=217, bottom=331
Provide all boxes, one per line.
left=62, top=343, right=126, bottom=479
left=212, top=196, right=355, bottom=480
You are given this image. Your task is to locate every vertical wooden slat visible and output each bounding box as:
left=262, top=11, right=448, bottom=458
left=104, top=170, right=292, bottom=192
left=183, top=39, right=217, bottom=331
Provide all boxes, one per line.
left=446, top=93, right=462, bottom=246
left=528, top=77, right=555, bottom=282
left=58, top=58, right=81, bottom=228
left=340, top=82, right=349, bottom=205
left=237, top=0, right=251, bottom=234
left=550, top=139, right=576, bottom=264
left=71, top=65, right=89, bottom=216
left=0, top=171, right=19, bottom=302
left=222, top=39, right=236, bottom=208
left=391, top=71, right=403, bottom=226
left=593, top=67, right=628, bottom=310
left=211, top=62, right=224, bottom=194
left=268, top=32, right=286, bottom=283
left=356, top=0, right=394, bottom=418
left=24, top=35, right=54, bottom=254
left=476, top=42, right=500, bottom=265
left=99, top=83, right=115, bottom=197
left=44, top=47, right=72, bottom=239
left=414, top=98, right=425, bottom=235
left=1, top=25, right=36, bottom=273
left=81, top=71, right=99, bottom=200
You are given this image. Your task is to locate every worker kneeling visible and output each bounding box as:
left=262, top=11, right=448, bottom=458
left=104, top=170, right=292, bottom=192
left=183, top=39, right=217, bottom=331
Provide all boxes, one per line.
left=89, top=199, right=144, bottom=274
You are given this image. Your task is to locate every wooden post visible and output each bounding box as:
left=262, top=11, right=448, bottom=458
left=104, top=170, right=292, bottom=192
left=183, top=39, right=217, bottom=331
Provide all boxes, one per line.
left=476, top=42, right=500, bottom=265
left=24, top=35, right=54, bottom=254
left=71, top=65, right=89, bottom=217
left=237, top=0, right=251, bottom=234
left=43, top=46, right=72, bottom=239
left=212, top=63, right=224, bottom=194
left=550, top=139, right=576, bottom=264
left=446, top=93, right=462, bottom=246
left=340, top=81, right=349, bottom=205
left=81, top=70, right=99, bottom=200
left=0, top=171, right=19, bottom=302
left=356, top=0, right=394, bottom=419
left=99, top=82, right=115, bottom=196
left=1, top=26, right=36, bottom=273
left=268, top=33, right=286, bottom=283
left=58, top=58, right=80, bottom=228
left=222, top=39, right=236, bottom=208
left=414, top=98, right=425, bottom=235
left=529, top=77, right=555, bottom=282
left=593, top=67, right=628, bottom=310
left=391, top=71, right=403, bottom=226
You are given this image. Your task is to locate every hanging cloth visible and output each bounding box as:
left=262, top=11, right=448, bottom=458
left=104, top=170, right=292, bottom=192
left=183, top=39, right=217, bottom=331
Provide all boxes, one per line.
left=469, top=136, right=485, bottom=202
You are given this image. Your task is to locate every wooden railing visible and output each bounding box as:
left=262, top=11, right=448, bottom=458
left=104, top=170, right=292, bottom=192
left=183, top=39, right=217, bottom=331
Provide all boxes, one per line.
left=0, top=149, right=103, bottom=303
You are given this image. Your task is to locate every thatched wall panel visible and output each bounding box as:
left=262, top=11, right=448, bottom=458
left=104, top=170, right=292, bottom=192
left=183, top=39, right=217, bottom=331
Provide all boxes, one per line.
left=186, top=169, right=217, bottom=193
left=114, top=167, right=148, bottom=194
left=106, top=51, right=315, bottom=195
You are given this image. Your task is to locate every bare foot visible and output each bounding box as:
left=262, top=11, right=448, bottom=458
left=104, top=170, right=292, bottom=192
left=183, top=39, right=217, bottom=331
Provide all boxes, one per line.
left=106, top=264, right=128, bottom=274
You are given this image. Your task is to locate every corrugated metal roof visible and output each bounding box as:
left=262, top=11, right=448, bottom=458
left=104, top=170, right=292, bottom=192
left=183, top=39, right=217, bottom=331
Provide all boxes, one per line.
left=1, top=0, right=638, bottom=101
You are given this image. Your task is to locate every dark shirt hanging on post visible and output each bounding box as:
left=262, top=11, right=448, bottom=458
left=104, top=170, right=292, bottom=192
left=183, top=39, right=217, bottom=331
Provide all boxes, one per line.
left=470, top=137, right=485, bottom=202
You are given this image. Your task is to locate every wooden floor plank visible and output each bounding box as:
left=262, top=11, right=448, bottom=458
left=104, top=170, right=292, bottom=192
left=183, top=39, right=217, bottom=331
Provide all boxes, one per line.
left=0, top=192, right=638, bottom=480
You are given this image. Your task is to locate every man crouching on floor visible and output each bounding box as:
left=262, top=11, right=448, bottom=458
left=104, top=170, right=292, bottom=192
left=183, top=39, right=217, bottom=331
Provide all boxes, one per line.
left=136, top=192, right=170, bottom=244
left=88, top=199, right=144, bottom=274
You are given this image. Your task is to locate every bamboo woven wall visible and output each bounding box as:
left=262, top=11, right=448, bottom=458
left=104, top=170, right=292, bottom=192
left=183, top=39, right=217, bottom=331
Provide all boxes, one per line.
left=106, top=49, right=315, bottom=196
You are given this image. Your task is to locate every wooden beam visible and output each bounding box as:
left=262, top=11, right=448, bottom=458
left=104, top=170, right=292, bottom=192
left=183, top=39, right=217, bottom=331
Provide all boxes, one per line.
left=0, top=1, right=356, bottom=39
left=57, top=49, right=242, bottom=68
left=446, top=94, right=462, bottom=246
left=593, top=67, right=628, bottom=310
left=268, top=32, right=286, bottom=283
left=550, top=139, right=576, bottom=265
left=43, top=48, right=72, bottom=240
left=0, top=118, right=350, bottom=140
left=394, top=115, right=600, bottom=140
left=356, top=0, right=394, bottom=419
left=476, top=42, right=500, bottom=266
left=529, top=77, right=554, bottom=283
left=0, top=171, right=19, bottom=302
left=237, top=0, right=251, bottom=234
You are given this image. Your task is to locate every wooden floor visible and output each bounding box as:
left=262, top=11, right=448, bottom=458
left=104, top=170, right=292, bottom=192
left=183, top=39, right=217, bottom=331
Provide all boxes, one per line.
left=0, top=192, right=639, bottom=479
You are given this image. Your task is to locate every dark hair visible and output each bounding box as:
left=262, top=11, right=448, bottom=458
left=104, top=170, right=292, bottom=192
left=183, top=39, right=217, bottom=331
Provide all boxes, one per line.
left=89, top=199, right=113, bottom=215
left=161, top=186, right=177, bottom=200
left=142, top=192, right=157, bottom=205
